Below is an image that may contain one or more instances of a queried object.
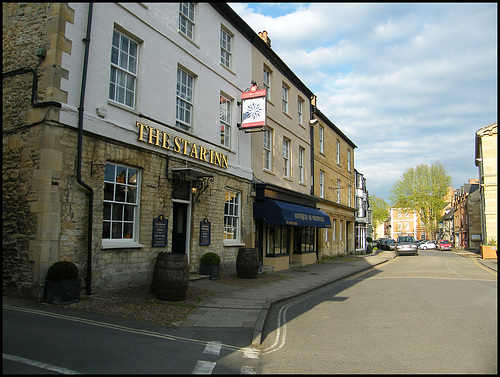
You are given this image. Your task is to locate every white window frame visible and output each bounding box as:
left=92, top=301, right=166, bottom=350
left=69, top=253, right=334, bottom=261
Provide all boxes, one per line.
left=337, top=179, right=341, bottom=203
left=102, top=162, right=142, bottom=248
left=336, top=139, right=340, bottom=164
left=333, top=219, right=336, bottom=241
left=220, top=93, right=231, bottom=148
left=263, top=67, right=271, bottom=100
left=298, top=98, right=304, bottom=125
left=109, top=29, right=138, bottom=109
left=179, top=3, right=195, bottom=40
left=282, top=83, right=289, bottom=113
left=347, top=149, right=351, bottom=172
left=319, top=126, right=324, bottom=154
left=263, top=129, right=272, bottom=171
left=298, top=146, right=305, bottom=183
left=220, top=26, right=232, bottom=69
left=176, top=67, right=194, bottom=131
left=319, top=170, right=325, bottom=198
left=283, top=137, right=290, bottom=178
left=224, top=189, right=241, bottom=243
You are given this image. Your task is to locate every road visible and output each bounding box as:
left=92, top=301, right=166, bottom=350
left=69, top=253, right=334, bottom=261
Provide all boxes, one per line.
left=260, top=250, right=497, bottom=374
left=3, top=302, right=260, bottom=374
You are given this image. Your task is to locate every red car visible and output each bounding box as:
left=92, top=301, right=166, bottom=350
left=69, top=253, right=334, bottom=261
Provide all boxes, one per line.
left=437, top=239, right=452, bottom=251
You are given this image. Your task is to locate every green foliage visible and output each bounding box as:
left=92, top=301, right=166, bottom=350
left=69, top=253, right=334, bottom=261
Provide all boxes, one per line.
left=369, top=195, right=390, bottom=228
left=484, top=238, right=497, bottom=246
left=389, top=162, right=452, bottom=238
left=200, top=252, right=221, bottom=265
left=46, top=261, right=79, bottom=281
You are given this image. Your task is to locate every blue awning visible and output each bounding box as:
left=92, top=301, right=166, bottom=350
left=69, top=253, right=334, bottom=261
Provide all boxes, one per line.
left=254, top=199, right=331, bottom=228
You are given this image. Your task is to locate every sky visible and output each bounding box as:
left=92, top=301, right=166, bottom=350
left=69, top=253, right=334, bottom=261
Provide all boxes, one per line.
left=228, top=3, right=497, bottom=203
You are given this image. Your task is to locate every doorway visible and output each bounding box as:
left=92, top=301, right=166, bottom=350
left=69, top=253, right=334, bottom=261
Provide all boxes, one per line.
left=172, top=201, right=189, bottom=255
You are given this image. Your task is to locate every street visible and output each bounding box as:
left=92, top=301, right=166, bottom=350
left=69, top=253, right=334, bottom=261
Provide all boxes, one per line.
left=2, top=302, right=260, bottom=374
left=260, top=250, right=497, bottom=374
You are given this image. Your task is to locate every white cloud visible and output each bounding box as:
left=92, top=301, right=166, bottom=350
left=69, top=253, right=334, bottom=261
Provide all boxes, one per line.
left=229, top=3, right=497, bottom=201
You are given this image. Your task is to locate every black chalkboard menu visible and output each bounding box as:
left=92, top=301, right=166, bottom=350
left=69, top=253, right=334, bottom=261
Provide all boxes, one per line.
left=152, top=215, right=168, bottom=247
left=199, top=218, right=211, bottom=246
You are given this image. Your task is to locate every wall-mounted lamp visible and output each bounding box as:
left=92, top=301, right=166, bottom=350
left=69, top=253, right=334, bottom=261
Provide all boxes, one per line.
left=191, top=186, right=197, bottom=195
left=309, top=119, right=319, bottom=126
left=475, top=158, right=483, bottom=162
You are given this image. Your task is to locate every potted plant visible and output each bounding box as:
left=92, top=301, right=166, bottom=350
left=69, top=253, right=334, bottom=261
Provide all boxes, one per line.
left=481, top=238, right=497, bottom=259
left=199, top=252, right=221, bottom=280
left=44, top=261, right=81, bottom=304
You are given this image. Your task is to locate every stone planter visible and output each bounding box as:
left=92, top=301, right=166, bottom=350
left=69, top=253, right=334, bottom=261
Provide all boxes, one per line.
left=199, top=263, right=220, bottom=280
left=44, top=278, right=81, bottom=305
left=481, top=245, right=497, bottom=259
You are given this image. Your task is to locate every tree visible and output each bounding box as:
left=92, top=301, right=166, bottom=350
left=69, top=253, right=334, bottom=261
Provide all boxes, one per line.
left=369, top=195, right=390, bottom=239
left=389, top=162, right=452, bottom=238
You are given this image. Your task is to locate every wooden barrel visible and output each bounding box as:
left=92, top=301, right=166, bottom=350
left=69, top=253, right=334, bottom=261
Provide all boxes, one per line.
left=236, top=248, right=259, bottom=279
left=153, top=253, right=189, bottom=301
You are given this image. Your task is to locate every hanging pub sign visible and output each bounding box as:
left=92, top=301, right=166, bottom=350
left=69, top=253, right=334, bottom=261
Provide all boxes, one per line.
left=240, top=85, right=266, bottom=130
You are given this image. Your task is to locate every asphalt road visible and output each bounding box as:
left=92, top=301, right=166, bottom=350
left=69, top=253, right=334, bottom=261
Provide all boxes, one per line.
left=260, top=249, right=497, bottom=374
left=2, top=302, right=260, bottom=374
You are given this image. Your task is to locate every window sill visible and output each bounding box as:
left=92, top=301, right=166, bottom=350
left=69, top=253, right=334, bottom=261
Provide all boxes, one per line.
left=223, top=240, right=245, bottom=247
left=101, top=241, right=145, bottom=249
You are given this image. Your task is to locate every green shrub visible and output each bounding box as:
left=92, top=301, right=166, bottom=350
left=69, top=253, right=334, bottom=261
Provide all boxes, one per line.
left=46, top=261, right=79, bottom=281
left=200, top=252, right=221, bottom=265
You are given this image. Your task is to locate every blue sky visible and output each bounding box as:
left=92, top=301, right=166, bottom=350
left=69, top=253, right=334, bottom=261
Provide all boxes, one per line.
left=229, top=3, right=497, bottom=203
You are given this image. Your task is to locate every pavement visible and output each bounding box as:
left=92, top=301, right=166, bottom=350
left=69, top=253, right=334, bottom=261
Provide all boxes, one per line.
left=3, top=248, right=496, bottom=348
left=186, top=251, right=396, bottom=346
left=185, top=248, right=497, bottom=346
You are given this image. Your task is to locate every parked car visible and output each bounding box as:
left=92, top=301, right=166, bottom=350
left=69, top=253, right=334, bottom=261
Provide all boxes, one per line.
left=419, top=240, right=437, bottom=250
left=437, top=239, right=452, bottom=251
left=384, top=239, right=396, bottom=251
left=417, top=239, right=429, bottom=247
left=376, top=238, right=386, bottom=250
left=395, top=235, right=418, bottom=256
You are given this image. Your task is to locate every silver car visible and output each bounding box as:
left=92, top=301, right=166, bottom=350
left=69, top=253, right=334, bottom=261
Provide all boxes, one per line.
left=396, top=236, right=418, bottom=256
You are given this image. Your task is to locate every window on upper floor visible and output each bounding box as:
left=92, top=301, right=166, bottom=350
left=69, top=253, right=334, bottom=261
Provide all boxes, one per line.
left=282, top=83, right=289, bottom=114
left=337, top=179, right=341, bottom=203
left=179, top=3, right=195, bottom=40
left=220, top=94, right=231, bottom=148
left=297, top=97, right=304, bottom=125
left=176, top=67, right=194, bottom=131
left=319, top=170, right=325, bottom=198
left=263, top=67, right=271, bottom=100
left=220, top=26, right=233, bottom=69
left=319, top=126, right=324, bottom=154
left=109, top=29, right=138, bottom=109
left=283, top=137, right=290, bottom=178
left=263, top=129, right=272, bottom=171
left=347, top=149, right=351, bottom=172
left=348, top=184, right=352, bottom=207
left=299, top=146, right=305, bottom=183
left=336, top=140, right=340, bottom=164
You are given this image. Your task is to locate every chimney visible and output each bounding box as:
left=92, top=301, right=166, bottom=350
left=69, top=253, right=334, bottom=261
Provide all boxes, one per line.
left=258, top=30, right=271, bottom=47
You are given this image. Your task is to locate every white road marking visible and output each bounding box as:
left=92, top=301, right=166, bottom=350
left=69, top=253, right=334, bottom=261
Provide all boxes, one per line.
left=3, top=353, right=80, bottom=374
left=203, top=341, right=222, bottom=355
left=192, top=360, right=216, bottom=374
left=241, top=365, right=257, bottom=374
left=243, top=349, right=259, bottom=359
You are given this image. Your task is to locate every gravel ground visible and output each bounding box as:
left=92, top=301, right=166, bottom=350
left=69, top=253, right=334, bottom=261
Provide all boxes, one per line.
left=56, top=273, right=286, bottom=326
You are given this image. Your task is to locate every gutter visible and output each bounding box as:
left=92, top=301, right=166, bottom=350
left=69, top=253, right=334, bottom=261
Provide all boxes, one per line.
left=77, top=3, right=94, bottom=295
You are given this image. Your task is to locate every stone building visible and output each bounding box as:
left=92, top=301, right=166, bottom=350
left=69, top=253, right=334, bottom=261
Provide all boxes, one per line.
left=245, top=29, right=332, bottom=271
left=475, top=122, right=497, bottom=245
left=451, top=180, right=481, bottom=250
left=3, top=3, right=256, bottom=298
left=311, top=108, right=357, bottom=258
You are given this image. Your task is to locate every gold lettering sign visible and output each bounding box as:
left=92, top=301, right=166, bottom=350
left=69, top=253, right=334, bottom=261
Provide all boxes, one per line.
left=136, top=122, right=228, bottom=169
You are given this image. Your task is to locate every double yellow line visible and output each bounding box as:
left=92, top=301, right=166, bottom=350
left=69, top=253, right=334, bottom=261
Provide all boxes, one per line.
left=472, top=258, right=497, bottom=276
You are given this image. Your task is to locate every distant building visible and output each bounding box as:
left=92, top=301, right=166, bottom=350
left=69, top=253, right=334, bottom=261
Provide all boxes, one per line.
left=475, top=122, right=498, bottom=245
left=450, top=180, right=480, bottom=250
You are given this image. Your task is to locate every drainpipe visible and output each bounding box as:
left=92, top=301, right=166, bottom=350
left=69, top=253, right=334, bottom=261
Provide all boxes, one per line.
left=77, top=3, right=94, bottom=295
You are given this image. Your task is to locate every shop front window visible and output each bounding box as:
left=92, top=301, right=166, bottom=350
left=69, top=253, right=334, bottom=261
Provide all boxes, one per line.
left=267, top=225, right=289, bottom=255
left=294, top=227, right=315, bottom=253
